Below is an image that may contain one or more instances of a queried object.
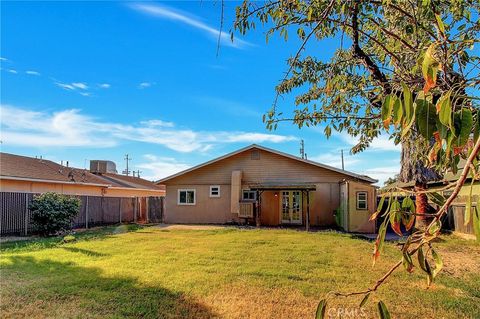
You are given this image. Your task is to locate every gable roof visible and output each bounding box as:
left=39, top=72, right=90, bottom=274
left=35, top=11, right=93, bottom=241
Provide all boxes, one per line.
left=0, top=152, right=164, bottom=190
left=157, top=144, right=377, bottom=184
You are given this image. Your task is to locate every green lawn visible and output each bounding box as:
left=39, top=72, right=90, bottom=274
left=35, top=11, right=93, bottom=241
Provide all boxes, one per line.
left=1, top=225, right=479, bottom=318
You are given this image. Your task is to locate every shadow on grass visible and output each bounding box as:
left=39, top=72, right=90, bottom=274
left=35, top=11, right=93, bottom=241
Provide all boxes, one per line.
left=1, top=256, right=216, bottom=319
left=0, top=224, right=146, bottom=253
left=61, top=247, right=108, bottom=257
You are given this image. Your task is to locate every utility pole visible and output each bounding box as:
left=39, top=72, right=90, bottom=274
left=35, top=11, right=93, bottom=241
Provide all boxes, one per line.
left=123, top=154, right=132, bottom=176
left=300, top=139, right=305, bottom=159
left=341, top=150, right=345, bottom=170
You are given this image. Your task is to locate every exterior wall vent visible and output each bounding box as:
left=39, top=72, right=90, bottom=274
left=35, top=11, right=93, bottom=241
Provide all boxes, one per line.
left=251, top=150, right=260, bottom=160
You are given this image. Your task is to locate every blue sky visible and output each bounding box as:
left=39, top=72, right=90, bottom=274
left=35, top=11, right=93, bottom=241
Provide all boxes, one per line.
left=0, top=1, right=401, bottom=185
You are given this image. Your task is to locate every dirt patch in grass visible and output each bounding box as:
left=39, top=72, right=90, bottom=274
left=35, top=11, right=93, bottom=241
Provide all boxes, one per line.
left=438, top=244, right=480, bottom=278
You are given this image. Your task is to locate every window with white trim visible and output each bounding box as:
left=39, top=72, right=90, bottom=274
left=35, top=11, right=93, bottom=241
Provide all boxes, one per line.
left=178, top=189, right=196, bottom=205
left=210, top=185, right=220, bottom=198
left=242, top=190, right=256, bottom=200
left=356, top=192, right=368, bottom=210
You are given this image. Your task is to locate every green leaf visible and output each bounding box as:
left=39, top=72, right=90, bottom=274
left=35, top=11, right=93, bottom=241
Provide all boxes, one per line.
left=431, top=248, right=443, bottom=278
left=393, top=97, right=403, bottom=126
left=435, top=14, right=445, bottom=34
left=453, top=109, right=474, bottom=148
left=389, top=200, right=403, bottom=236
left=373, top=222, right=387, bottom=265
left=382, top=95, right=395, bottom=128
left=402, top=251, right=414, bottom=273
left=315, top=299, right=327, bottom=319
left=402, top=83, right=412, bottom=115
left=474, top=110, right=480, bottom=142
left=426, top=192, right=445, bottom=207
left=371, top=194, right=386, bottom=221
left=377, top=301, right=391, bottom=319
left=418, top=246, right=434, bottom=285
left=359, top=293, right=370, bottom=308
left=428, top=219, right=442, bottom=236
left=415, top=98, right=437, bottom=140
left=437, top=91, right=452, bottom=128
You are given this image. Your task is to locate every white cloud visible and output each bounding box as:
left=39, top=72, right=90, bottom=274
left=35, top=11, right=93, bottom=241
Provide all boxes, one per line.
left=0, top=104, right=296, bottom=152
left=55, top=81, right=91, bottom=95
left=140, top=119, right=175, bottom=128
left=25, top=70, right=41, bottom=76
left=55, top=82, right=76, bottom=90
left=137, top=154, right=191, bottom=180
left=360, top=166, right=400, bottom=186
left=71, top=82, right=88, bottom=90
left=130, top=3, right=251, bottom=49
left=335, top=131, right=401, bottom=152
left=138, top=82, right=153, bottom=89
left=98, top=83, right=111, bottom=89
left=0, top=57, right=8, bottom=62
left=0, top=106, right=116, bottom=147
left=8, top=69, right=17, bottom=74
left=308, top=152, right=360, bottom=169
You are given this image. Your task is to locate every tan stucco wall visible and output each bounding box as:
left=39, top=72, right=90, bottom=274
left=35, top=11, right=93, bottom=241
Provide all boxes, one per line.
left=0, top=179, right=164, bottom=198
left=166, top=184, right=342, bottom=227
left=347, top=181, right=376, bottom=233
left=165, top=184, right=235, bottom=224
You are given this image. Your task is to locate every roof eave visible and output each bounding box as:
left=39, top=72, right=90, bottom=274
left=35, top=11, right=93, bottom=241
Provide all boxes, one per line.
left=157, top=144, right=377, bottom=184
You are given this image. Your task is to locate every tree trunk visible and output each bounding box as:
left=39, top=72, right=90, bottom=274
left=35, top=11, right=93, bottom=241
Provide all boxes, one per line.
left=414, top=181, right=429, bottom=231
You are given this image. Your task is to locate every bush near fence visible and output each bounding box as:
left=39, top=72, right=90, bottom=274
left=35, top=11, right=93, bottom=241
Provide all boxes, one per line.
left=0, top=192, right=164, bottom=236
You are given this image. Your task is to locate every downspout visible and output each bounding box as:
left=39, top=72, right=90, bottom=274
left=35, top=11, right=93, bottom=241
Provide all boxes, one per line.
left=346, top=181, right=350, bottom=232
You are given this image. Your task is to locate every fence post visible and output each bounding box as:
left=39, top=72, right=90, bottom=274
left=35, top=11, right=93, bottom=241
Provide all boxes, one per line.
left=145, top=197, right=149, bottom=224
left=24, top=194, right=29, bottom=236
left=119, top=198, right=122, bottom=224
left=85, top=196, right=89, bottom=229
left=134, top=197, right=137, bottom=223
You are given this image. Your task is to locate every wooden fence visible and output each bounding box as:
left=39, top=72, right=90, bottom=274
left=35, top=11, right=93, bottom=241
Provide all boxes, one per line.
left=0, top=192, right=164, bottom=236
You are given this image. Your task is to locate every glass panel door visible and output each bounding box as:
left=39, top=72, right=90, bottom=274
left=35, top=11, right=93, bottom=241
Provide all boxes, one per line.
left=281, top=191, right=290, bottom=223
left=280, top=191, right=303, bottom=224
left=291, top=191, right=302, bottom=224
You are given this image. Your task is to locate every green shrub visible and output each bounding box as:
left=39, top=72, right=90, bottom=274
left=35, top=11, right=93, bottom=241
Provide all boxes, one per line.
left=29, top=192, right=81, bottom=236
left=63, top=235, right=76, bottom=243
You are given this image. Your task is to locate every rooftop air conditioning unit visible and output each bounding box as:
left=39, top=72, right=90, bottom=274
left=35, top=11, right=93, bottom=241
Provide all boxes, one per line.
left=90, top=160, right=118, bottom=174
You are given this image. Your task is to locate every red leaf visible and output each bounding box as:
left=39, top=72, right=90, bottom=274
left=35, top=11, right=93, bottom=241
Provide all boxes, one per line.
left=405, top=215, right=415, bottom=231
left=391, top=221, right=402, bottom=236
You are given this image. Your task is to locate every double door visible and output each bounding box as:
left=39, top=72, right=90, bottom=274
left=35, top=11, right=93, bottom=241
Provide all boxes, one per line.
left=281, top=191, right=302, bottom=224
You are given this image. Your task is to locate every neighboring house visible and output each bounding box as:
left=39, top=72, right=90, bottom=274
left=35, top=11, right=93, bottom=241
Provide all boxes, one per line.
left=158, top=144, right=377, bottom=233
left=0, top=153, right=165, bottom=197
left=381, top=165, right=479, bottom=240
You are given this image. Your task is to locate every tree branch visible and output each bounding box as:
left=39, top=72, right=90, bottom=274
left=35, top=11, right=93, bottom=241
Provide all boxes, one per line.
left=351, top=0, right=392, bottom=94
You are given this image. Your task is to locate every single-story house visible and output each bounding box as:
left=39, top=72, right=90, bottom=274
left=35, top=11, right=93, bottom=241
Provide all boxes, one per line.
left=0, top=152, right=165, bottom=197
left=157, top=144, right=378, bottom=233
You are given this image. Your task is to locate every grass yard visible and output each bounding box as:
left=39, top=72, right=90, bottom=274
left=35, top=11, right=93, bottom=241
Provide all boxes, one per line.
left=1, top=225, right=479, bottom=319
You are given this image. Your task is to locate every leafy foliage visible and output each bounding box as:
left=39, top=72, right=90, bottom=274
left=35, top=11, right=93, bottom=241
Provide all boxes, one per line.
left=29, top=192, right=81, bottom=237
left=232, top=0, right=480, bottom=317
